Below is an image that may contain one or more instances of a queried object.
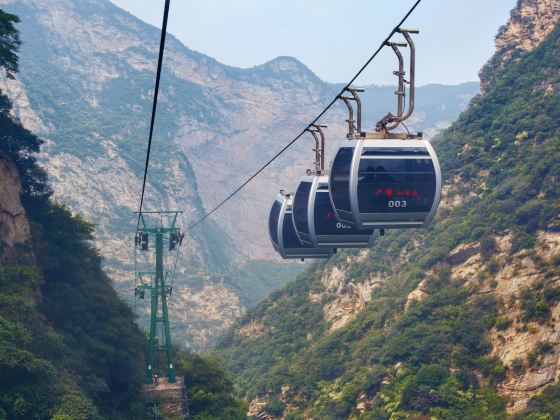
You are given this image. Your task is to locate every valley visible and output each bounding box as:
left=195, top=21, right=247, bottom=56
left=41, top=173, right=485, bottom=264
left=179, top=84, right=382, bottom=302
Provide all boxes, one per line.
left=1, top=0, right=559, bottom=418
left=0, top=0, right=477, bottom=348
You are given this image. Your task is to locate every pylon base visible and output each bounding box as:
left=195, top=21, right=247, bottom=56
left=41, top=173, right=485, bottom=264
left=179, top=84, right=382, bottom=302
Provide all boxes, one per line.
left=142, top=376, right=189, bottom=419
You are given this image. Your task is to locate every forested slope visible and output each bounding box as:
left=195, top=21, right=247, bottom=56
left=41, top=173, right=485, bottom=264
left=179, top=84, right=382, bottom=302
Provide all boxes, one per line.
left=0, top=10, right=145, bottom=417
left=215, top=6, right=560, bottom=419
left=0, top=9, right=246, bottom=419
left=1, top=90, right=247, bottom=420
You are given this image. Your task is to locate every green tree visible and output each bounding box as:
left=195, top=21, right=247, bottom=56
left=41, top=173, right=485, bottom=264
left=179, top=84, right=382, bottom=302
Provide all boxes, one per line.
left=174, top=352, right=248, bottom=419
left=0, top=9, right=50, bottom=206
left=0, top=9, right=21, bottom=78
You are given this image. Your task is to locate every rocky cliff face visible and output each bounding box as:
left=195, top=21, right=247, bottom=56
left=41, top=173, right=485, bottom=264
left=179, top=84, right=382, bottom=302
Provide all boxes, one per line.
left=480, top=0, right=560, bottom=93
left=309, top=251, right=385, bottom=332
left=0, top=149, right=33, bottom=263
left=404, top=232, right=560, bottom=412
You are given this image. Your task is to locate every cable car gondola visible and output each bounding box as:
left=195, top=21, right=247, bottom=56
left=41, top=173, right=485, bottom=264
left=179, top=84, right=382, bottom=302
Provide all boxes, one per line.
left=329, top=29, right=442, bottom=230
left=329, top=139, right=441, bottom=229
left=293, top=174, right=379, bottom=247
left=268, top=192, right=335, bottom=260
left=292, top=126, right=379, bottom=247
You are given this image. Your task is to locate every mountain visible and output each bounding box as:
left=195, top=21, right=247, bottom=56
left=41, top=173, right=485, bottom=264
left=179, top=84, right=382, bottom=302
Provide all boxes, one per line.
left=0, top=0, right=478, bottom=348
left=214, top=1, right=560, bottom=417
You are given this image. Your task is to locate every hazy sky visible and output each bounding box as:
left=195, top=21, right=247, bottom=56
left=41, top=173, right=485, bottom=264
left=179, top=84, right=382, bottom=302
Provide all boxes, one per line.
left=110, top=0, right=516, bottom=86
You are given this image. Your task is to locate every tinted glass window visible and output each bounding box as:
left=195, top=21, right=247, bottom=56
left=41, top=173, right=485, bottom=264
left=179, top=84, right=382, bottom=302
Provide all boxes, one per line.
left=282, top=211, right=305, bottom=248
left=268, top=201, right=281, bottom=246
left=293, top=181, right=312, bottom=235
left=314, top=191, right=373, bottom=235
left=362, top=147, right=429, bottom=157
left=330, top=147, right=353, bottom=213
left=357, top=158, right=436, bottom=213
left=358, top=158, right=433, bottom=173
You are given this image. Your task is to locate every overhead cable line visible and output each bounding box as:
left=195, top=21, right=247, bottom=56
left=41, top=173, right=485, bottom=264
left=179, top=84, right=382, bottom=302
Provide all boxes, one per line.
left=187, top=0, right=423, bottom=231
left=136, top=0, right=171, bottom=228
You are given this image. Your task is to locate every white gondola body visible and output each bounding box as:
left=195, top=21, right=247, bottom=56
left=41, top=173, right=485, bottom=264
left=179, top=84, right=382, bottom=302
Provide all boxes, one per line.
left=292, top=175, right=379, bottom=248
left=268, top=193, right=334, bottom=259
left=329, top=139, right=442, bottom=229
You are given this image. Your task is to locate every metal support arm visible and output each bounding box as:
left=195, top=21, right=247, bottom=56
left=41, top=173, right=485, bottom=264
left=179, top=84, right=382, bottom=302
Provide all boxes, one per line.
left=386, top=41, right=407, bottom=119
left=387, top=29, right=418, bottom=130
left=306, top=124, right=327, bottom=174
left=339, top=87, right=364, bottom=139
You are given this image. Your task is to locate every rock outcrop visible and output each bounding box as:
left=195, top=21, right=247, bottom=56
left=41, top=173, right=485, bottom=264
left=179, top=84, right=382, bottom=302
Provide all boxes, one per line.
left=489, top=231, right=560, bottom=412
left=480, top=0, right=560, bottom=93
left=310, top=252, right=386, bottom=331
left=417, top=233, right=560, bottom=412
left=0, top=150, right=33, bottom=263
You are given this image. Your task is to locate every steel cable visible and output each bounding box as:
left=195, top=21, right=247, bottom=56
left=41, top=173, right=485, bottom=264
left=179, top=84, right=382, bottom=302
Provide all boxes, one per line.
left=136, top=0, right=171, bottom=228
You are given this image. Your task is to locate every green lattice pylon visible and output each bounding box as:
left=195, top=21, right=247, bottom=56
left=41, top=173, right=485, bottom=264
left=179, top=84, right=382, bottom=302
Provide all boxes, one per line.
left=135, top=211, right=182, bottom=384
